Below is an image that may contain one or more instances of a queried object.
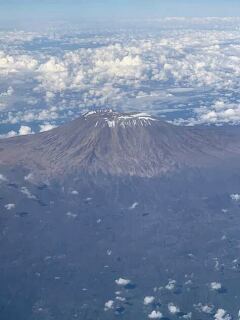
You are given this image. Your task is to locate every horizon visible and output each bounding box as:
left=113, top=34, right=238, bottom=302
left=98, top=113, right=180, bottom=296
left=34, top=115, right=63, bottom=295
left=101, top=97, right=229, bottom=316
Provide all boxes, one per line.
left=1, top=1, right=240, bottom=29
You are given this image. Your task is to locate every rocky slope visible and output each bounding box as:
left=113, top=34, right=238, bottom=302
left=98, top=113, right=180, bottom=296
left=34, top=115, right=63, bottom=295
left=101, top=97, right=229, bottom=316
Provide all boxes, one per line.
left=1, top=110, right=240, bottom=181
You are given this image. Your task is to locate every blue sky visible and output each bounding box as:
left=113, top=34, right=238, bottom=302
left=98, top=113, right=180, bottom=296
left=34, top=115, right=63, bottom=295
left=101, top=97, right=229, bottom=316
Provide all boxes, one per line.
left=1, top=0, right=240, bottom=23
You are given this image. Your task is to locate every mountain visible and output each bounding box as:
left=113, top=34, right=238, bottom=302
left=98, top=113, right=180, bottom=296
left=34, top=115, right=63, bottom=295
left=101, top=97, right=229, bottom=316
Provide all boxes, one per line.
left=1, top=110, right=240, bottom=182
left=1, top=111, right=240, bottom=320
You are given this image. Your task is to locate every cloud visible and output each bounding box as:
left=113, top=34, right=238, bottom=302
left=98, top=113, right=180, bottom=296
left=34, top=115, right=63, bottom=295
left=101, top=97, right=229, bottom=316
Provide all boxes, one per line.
left=20, top=187, right=36, bottom=199
left=129, top=202, right=138, bottom=210
left=165, top=279, right=176, bottom=290
left=39, top=123, right=57, bottom=132
left=0, top=130, right=17, bottom=139
left=3, top=21, right=240, bottom=129
left=230, top=194, right=240, bottom=201
left=0, top=86, right=14, bottom=97
left=214, top=309, right=231, bottom=320
left=19, top=125, right=34, bottom=136
left=115, top=278, right=131, bottom=286
left=0, top=125, right=34, bottom=139
left=210, top=282, right=222, bottom=291
left=71, top=190, right=79, bottom=195
left=194, top=303, right=214, bottom=314
left=143, top=296, right=155, bottom=305
left=0, top=50, right=38, bottom=76
left=115, top=296, right=125, bottom=302
left=0, top=173, right=7, bottom=182
left=186, top=100, right=240, bottom=125
left=168, top=303, right=180, bottom=314
left=104, top=300, right=114, bottom=311
left=4, top=203, right=15, bottom=210
left=24, top=173, right=33, bottom=181
left=148, top=310, right=162, bottom=319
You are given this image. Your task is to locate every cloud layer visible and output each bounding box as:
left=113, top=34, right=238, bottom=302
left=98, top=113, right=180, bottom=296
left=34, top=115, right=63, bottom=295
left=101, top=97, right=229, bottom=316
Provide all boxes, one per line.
left=1, top=18, right=240, bottom=136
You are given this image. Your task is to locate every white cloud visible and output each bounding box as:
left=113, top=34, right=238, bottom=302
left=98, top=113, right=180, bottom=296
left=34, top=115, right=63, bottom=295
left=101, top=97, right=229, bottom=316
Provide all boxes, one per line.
left=19, top=125, right=33, bottom=136
left=115, top=278, right=131, bottom=286
left=165, top=279, right=176, bottom=290
left=24, top=173, right=33, bottom=181
left=0, top=130, right=17, bottom=139
left=0, top=86, right=14, bottom=97
left=39, top=123, right=57, bottom=132
left=148, top=310, right=163, bottom=319
left=0, top=127, right=35, bottom=139
left=3, top=22, right=240, bottom=128
left=66, top=211, right=77, bottom=218
left=214, top=309, right=231, bottom=320
left=116, top=296, right=125, bottom=302
left=210, top=282, right=222, bottom=291
left=104, top=300, right=114, bottom=311
left=194, top=303, right=214, bottom=314
left=144, top=296, right=155, bottom=305
left=20, top=187, right=36, bottom=199
left=129, top=202, right=139, bottom=210
left=0, top=173, right=7, bottom=182
left=182, top=313, right=192, bottom=319
left=188, top=101, right=240, bottom=125
left=0, top=51, right=38, bottom=76
left=4, top=203, right=15, bottom=210
left=230, top=194, right=240, bottom=201
left=168, top=303, right=180, bottom=314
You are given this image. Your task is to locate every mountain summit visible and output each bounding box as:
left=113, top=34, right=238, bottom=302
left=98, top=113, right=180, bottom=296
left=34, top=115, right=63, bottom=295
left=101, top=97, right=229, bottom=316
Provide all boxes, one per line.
left=1, top=110, right=240, bottom=181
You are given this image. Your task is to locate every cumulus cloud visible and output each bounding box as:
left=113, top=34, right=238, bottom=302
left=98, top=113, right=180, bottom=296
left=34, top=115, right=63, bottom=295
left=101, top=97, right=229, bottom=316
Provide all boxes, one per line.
left=39, top=123, right=57, bottom=132
left=230, top=194, right=240, bottom=201
left=116, top=296, right=125, bottom=302
left=168, top=303, right=180, bottom=314
left=19, top=125, right=33, bottom=136
left=194, top=303, right=214, bottom=314
left=0, top=126, right=35, bottom=139
left=115, top=278, right=131, bottom=286
left=143, top=296, right=155, bottom=305
left=3, top=20, right=240, bottom=129
left=0, top=86, right=14, bottom=97
left=186, top=100, right=240, bottom=125
left=165, top=279, right=176, bottom=290
left=104, top=300, right=114, bottom=311
left=0, top=51, right=38, bottom=76
left=4, top=203, right=15, bottom=210
left=2, top=125, right=35, bottom=139
left=214, top=309, right=231, bottom=320
left=148, top=310, right=162, bottom=319
left=0, top=131, right=16, bottom=139
left=210, top=282, right=222, bottom=291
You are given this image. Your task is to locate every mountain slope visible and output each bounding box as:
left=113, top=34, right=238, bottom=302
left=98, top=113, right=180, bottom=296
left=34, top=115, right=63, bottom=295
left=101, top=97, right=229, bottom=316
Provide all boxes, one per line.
left=2, top=111, right=240, bottom=320
left=1, top=110, right=240, bottom=181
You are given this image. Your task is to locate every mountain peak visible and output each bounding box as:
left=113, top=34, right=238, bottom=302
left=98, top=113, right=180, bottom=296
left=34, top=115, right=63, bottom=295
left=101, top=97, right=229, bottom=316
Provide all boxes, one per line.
left=83, top=109, right=158, bottom=128
left=1, top=111, right=240, bottom=182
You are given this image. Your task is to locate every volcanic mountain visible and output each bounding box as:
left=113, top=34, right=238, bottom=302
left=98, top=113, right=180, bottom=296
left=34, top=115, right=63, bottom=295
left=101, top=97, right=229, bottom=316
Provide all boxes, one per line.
left=2, top=111, right=240, bottom=320
left=1, top=110, right=240, bottom=182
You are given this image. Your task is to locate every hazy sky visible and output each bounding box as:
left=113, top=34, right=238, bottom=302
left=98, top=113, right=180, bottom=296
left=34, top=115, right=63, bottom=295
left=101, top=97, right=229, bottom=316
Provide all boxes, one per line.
left=1, top=0, right=240, bottom=24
